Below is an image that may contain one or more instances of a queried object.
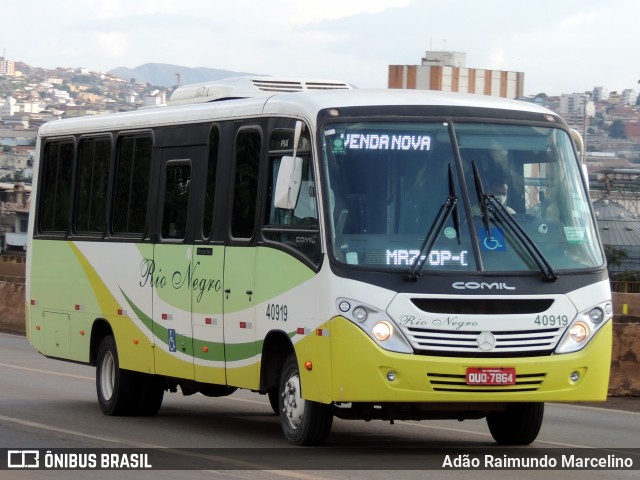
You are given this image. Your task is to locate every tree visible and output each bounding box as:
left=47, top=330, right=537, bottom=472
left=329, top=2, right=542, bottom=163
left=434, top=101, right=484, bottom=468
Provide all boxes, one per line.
left=609, top=120, right=627, bottom=139
left=604, top=245, right=628, bottom=271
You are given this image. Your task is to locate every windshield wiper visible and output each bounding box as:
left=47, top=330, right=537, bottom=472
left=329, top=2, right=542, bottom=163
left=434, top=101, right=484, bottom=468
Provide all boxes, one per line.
left=472, top=161, right=492, bottom=241
left=471, top=164, right=558, bottom=282
left=409, top=164, right=460, bottom=281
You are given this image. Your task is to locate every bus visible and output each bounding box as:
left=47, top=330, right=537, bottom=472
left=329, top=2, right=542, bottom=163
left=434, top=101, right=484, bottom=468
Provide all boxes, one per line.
left=26, top=76, right=612, bottom=446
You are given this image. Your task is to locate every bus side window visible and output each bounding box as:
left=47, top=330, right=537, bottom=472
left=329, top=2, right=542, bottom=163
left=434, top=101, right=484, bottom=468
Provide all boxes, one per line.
left=39, top=139, right=74, bottom=234
left=268, top=156, right=317, bottom=227
left=112, top=134, right=152, bottom=238
left=75, top=136, right=110, bottom=234
left=264, top=154, right=321, bottom=265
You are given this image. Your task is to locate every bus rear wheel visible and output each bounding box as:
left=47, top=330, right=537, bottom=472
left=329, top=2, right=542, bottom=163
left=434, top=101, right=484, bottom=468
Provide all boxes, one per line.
left=96, top=335, right=164, bottom=416
left=486, top=402, right=544, bottom=445
left=279, top=354, right=333, bottom=445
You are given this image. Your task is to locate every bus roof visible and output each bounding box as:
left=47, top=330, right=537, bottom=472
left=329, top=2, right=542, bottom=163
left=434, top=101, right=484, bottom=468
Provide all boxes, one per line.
left=37, top=87, right=559, bottom=137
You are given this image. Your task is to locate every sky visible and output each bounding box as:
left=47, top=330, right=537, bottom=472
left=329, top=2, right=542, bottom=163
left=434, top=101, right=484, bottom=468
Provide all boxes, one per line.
left=1, top=0, right=639, bottom=97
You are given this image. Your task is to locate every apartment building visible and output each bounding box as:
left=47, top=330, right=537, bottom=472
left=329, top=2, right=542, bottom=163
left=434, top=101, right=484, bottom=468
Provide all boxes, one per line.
left=388, top=51, right=524, bottom=99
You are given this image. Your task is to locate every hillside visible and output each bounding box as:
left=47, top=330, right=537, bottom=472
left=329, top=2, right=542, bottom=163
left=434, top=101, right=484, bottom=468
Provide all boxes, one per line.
left=108, top=63, right=257, bottom=87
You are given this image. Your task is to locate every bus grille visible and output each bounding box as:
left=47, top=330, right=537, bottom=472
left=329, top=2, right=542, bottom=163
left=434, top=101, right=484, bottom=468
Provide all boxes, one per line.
left=411, top=298, right=553, bottom=315
left=426, top=372, right=546, bottom=392
left=404, top=327, right=563, bottom=355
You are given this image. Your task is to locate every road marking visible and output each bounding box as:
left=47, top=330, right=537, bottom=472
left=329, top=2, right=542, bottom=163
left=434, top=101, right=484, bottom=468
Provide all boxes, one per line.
left=0, top=414, right=162, bottom=447
left=552, top=401, right=640, bottom=416
left=400, top=421, right=596, bottom=448
left=0, top=361, right=93, bottom=381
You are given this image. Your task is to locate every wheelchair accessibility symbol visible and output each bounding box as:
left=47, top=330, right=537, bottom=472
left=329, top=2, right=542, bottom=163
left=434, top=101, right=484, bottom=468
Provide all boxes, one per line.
left=168, top=329, right=177, bottom=352
left=482, top=228, right=506, bottom=252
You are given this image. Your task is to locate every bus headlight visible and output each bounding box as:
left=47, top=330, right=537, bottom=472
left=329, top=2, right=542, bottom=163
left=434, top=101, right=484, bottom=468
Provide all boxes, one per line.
left=372, top=321, right=393, bottom=341
left=555, top=301, right=611, bottom=354
left=353, top=307, right=368, bottom=323
left=569, top=322, right=589, bottom=342
left=335, top=298, right=412, bottom=353
left=588, top=307, right=604, bottom=324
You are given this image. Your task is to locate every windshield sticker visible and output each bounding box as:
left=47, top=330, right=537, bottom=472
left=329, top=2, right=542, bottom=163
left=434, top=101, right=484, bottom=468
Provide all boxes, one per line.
left=331, top=137, right=346, bottom=154
left=481, top=228, right=506, bottom=252
left=342, top=133, right=432, bottom=151
left=346, top=252, right=359, bottom=264
left=443, top=227, right=457, bottom=239
left=564, top=226, right=587, bottom=244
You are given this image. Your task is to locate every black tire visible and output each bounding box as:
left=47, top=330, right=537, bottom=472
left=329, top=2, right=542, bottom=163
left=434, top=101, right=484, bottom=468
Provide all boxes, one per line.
left=136, top=373, right=165, bottom=416
left=487, top=402, right=544, bottom=445
left=279, top=354, right=333, bottom=445
left=96, top=335, right=141, bottom=416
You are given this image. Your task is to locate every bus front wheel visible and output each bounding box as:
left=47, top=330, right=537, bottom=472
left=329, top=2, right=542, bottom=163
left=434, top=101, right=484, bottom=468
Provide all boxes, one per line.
left=279, top=354, right=333, bottom=445
left=486, top=402, right=544, bottom=445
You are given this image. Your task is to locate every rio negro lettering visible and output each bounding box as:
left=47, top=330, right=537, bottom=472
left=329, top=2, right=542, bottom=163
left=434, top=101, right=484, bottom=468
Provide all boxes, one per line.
left=139, top=258, right=222, bottom=303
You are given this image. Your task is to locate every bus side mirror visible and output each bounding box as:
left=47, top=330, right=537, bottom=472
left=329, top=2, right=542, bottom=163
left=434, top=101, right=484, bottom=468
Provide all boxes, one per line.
left=274, top=155, right=303, bottom=210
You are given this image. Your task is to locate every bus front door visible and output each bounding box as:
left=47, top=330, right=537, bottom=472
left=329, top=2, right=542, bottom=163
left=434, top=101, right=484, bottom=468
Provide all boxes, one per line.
left=222, top=126, right=262, bottom=390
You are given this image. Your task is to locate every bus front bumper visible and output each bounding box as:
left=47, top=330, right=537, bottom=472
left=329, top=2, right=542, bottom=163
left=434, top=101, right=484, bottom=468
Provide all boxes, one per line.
left=328, top=316, right=612, bottom=404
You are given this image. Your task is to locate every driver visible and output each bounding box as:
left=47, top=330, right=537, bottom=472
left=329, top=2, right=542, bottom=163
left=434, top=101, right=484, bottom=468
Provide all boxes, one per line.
left=472, top=177, right=515, bottom=215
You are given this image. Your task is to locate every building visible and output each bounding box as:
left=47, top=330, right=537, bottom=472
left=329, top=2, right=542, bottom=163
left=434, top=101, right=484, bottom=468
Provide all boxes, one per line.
left=593, top=86, right=609, bottom=102
left=622, top=89, right=638, bottom=106
left=592, top=197, right=640, bottom=274
left=558, top=93, right=595, bottom=128
left=0, top=57, right=15, bottom=76
left=388, top=51, right=524, bottom=99
left=0, top=182, right=30, bottom=252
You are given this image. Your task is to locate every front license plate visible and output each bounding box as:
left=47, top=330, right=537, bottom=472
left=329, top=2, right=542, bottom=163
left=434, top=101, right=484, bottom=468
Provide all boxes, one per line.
left=466, top=367, right=516, bottom=385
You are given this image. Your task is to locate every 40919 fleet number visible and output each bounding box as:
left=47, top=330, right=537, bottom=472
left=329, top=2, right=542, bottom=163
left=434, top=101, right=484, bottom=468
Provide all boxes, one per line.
left=266, top=303, right=288, bottom=322
left=534, top=314, right=569, bottom=327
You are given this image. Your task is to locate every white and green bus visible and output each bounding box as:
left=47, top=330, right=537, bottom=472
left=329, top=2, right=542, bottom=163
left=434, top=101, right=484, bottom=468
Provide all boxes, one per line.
left=26, top=77, right=612, bottom=446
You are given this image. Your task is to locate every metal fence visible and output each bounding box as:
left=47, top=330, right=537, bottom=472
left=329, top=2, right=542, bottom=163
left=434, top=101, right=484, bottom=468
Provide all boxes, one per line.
left=611, top=281, right=640, bottom=293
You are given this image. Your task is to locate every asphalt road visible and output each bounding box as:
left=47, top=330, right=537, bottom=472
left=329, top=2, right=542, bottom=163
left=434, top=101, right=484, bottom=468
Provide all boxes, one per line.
left=1, top=332, right=639, bottom=480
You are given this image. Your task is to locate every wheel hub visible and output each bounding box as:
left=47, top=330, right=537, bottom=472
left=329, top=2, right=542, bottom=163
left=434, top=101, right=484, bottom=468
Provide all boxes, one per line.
left=100, top=350, right=115, bottom=401
left=282, top=374, right=305, bottom=429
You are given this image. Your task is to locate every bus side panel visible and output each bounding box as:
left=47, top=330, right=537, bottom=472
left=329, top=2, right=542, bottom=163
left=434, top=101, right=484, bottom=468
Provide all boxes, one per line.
left=151, top=243, right=195, bottom=380
left=192, top=245, right=226, bottom=385
left=292, top=323, right=333, bottom=404
left=70, top=241, right=155, bottom=373
left=29, top=240, right=92, bottom=362
left=252, top=246, right=332, bottom=402
left=222, top=246, right=259, bottom=390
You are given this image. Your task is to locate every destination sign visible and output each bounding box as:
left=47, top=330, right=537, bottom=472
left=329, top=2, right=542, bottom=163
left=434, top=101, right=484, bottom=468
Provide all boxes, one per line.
left=342, top=133, right=432, bottom=151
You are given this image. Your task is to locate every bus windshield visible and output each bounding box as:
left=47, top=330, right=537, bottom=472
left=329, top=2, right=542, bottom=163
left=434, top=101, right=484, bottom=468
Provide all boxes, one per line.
left=321, top=121, right=603, bottom=274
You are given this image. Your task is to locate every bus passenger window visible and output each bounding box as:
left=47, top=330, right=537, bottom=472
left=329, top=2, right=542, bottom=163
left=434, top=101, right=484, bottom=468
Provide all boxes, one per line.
left=75, top=137, right=110, bottom=234
left=39, top=139, right=74, bottom=234
left=112, top=134, right=152, bottom=237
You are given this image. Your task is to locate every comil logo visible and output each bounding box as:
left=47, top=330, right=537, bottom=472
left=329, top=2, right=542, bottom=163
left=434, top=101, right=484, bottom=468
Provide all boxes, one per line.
left=452, top=282, right=516, bottom=291
left=8, top=450, right=40, bottom=468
